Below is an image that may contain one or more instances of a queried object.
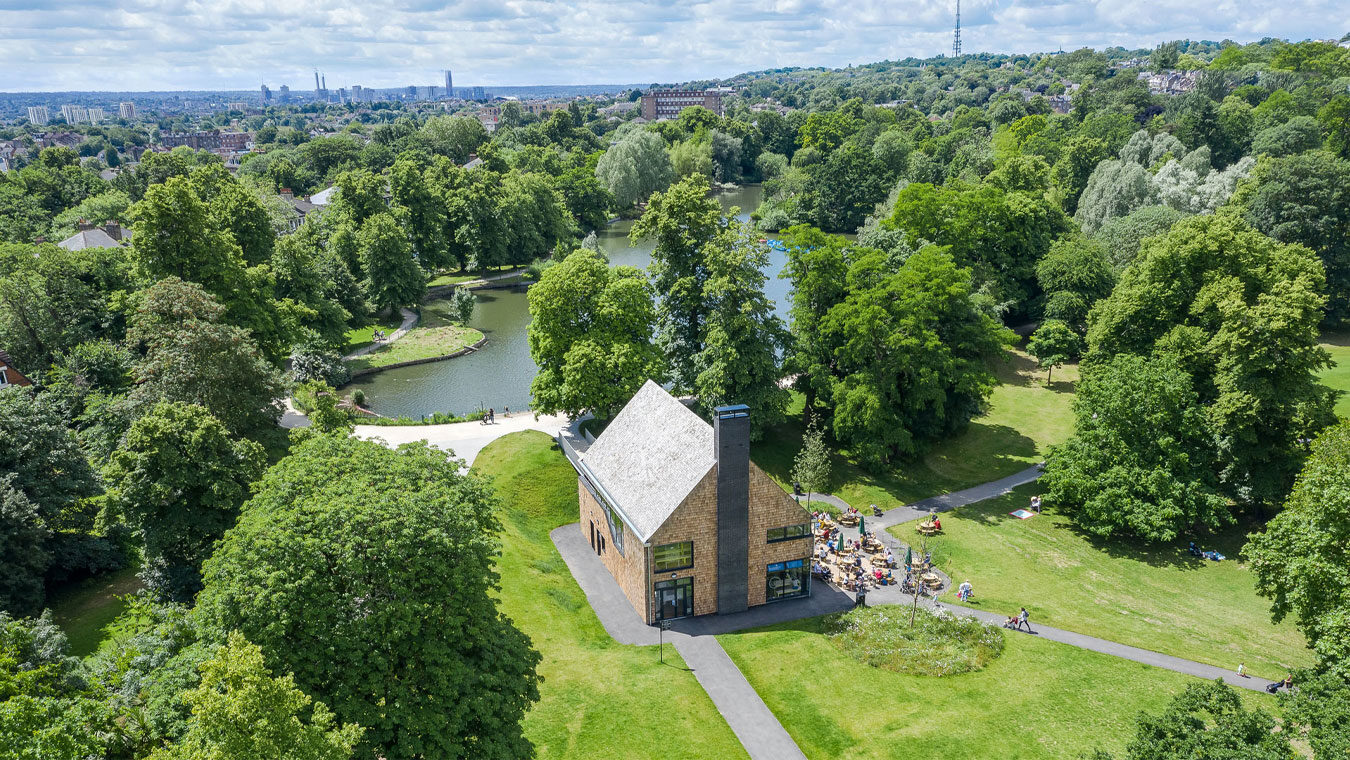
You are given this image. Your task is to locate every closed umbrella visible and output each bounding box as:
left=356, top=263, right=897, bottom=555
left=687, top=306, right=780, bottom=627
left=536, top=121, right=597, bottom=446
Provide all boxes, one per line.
left=904, top=546, right=912, bottom=570
left=858, top=515, right=866, bottom=540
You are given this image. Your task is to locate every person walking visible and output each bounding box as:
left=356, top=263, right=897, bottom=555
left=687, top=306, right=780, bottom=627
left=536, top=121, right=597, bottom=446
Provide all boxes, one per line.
left=958, top=580, right=973, bottom=602
left=1237, top=662, right=1247, bottom=678
left=488, top=408, right=495, bottom=424
left=1017, top=607, right=1032, bottom=632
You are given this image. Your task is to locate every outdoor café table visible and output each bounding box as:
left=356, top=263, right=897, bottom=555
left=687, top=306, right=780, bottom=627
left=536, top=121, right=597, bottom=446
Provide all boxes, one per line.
left=921, top=572, right=941, bottom=587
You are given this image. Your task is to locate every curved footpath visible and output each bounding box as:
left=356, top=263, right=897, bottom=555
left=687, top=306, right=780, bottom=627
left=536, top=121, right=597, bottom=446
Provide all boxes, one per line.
left=343, top=307, right=418, bottom=361
left=354, top=411, right=569, bottom=468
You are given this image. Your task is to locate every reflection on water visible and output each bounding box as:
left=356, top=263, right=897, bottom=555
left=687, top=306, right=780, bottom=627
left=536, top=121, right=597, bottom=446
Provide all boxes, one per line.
left=351, top=185, right=778, bottom=418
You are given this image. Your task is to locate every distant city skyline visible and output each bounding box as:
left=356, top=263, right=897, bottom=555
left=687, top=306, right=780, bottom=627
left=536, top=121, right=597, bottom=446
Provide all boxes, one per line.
left=1, top=0, right=1346, bottom=92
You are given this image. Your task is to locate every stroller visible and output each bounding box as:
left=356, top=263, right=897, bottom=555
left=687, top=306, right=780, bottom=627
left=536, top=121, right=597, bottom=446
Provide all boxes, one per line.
left=1002, top=615, right=1019, bottom=630
left=871, top=504, right=884, bottom=517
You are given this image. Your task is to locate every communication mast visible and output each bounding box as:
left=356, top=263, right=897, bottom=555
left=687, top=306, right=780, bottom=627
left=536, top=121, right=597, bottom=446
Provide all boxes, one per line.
left=953, top=0, right=962, bottom=57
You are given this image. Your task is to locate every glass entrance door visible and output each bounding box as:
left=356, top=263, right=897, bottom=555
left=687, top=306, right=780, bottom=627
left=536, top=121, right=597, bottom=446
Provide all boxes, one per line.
left=654, top=577, right=693, bottom=621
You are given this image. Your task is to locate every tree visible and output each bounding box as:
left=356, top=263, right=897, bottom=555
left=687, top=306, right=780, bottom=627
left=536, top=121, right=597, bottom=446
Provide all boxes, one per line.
left=1036, top=237, right=1115, bottom=331
left=197, top=435, right=541, bottom=760
left=1091, top=680, right=1290, bottom=760
left=709, top=130, right=743, bottom=183
left=331, top=169, right=386, bottom=226
left=1088, top=214, right=1336, bottom=507
left=1051, top=136, right=1111, bottom=216
left=1026, top=320, right=1082, bottom=383
left=1043, top=354, right=1229, bottom=542
left=150, top=631, right=363, bottom=760
left=1245, top=421, right=1350, bottom=676
left=358, top=212, right=425, bottom=315
left=388, top=156, right=451, bottom=273
left=431, top=160, right=507, bottom=272
left=791, top=421, right=831, bottom=511
left=630, top=174, right=726, bottom=391
left=1251, top=116, right=1322, bottom=158
left=595, top=129, right=674, bottom=208
left=779, top=225, right=852, bottom=411
left=1151, top=41, right=1181, bottom=70
left=449, top=286, right=475, bottom=325
left=1092, top=205, right=1187, bottom=271
left=693, top=227, right=790, bottom=438
left=1319, top=95, right=1350, bottom=160
left=1241, top=151, right=1350, bottom=326
left=499, top=171, right=571, bottom=267
left=105, top=401, right=264, bottom=602
left=799, top=142, right=890, bottom=233
left=527, top=249, right=663, bottom=419
left=1075, top=159, right=1154, bottom=233
left=128, top=278, right=286, bottom=440
left=553, top=165, right=613, bottom=233
left=419, top=116, right=488, bottom=163
left=1281, top=669, right=1350, bottom=758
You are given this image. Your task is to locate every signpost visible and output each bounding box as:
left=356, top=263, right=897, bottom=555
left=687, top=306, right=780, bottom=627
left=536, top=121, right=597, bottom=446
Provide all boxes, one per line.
left=659, top=619, right=671, bottom=662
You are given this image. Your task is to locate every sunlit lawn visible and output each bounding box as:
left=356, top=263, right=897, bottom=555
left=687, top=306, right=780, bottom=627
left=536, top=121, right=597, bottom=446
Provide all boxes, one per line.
left=904, top=484, right=1313, bottom=681
left=754, top=350, right=1077, bottom=510
left=427, top=265, right=521, bottom=288
left=341, top=312, right=407, bottom=355
left=719, top=614, right=1273, bottom=760
left=345, top=300, right=484, bottom=373
left=472, top=432, right=745, bottom=760
left=1320, top=333, right=1350, bottom=419
left=47, top=566, right=143, bottom=657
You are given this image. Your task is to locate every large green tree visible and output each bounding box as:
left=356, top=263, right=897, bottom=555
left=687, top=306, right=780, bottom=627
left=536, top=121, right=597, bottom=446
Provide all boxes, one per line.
left=388, top=156, right=452, bottom=273
left=197, top=435, right=541, bottom=760
left=1087, top=213, right=1336, bottom=507
left=595, top=129, right=674, bottom=208
left=528, top=249, right=662, bottom=419
left=1091, top=680, right=1290, bottom=760
left=1245, top=421, right=1350, bottom=676
left=104, top=401, right=264, bottom=602
left=1036, top=236, right=1115, bottom=331
left=358, top=213, right=425, bottom=315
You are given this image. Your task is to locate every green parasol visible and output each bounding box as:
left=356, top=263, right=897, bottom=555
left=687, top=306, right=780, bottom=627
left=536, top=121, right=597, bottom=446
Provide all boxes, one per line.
left=858, top=515, right=866, bottom=539
left=905, top=546, right=912, bottom=570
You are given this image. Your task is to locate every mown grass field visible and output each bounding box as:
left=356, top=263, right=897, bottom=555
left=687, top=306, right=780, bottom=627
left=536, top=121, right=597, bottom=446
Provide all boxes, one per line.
left=345, top=299, right=484, bottom=372
left=1320, top=333, right=1350, bottom=419
left=472, top=432, right=746, bottom=760
left=341, top=312, right=407, bottom=355
left=718, top=614, right=1272, bottom=760
left=904, top=483, right=1312, bottom=681
left=754, top=350, right=1078, bottom=510
left=426, top=265, right=522, bottom=288
left=47, top=566, right=143, bottom=656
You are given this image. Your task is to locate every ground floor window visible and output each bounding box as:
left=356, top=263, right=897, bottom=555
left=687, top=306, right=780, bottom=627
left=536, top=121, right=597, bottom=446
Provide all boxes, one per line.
left=654, top=577, right=693, bottom=621
left=766, top=559, right=809, bottom=602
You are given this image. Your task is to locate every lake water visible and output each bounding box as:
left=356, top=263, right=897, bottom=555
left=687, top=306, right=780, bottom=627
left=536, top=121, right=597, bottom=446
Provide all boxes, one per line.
left=350, top=185, right=781, bottom=418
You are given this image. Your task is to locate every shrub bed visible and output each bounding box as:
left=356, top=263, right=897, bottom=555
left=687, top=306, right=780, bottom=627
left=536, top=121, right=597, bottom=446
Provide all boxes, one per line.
left=829, top=606, right=1005, bottom=676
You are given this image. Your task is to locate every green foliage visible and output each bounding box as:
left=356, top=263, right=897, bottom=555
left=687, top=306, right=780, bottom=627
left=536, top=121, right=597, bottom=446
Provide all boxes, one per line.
left=105, top=401, right=264, bottom=602
left=594, top=129, right=674, bottom=207
left=1036, top=236, right=1115, bottom=330
left=1026, top=320, right=1083, bottom=382
left=1043, top=354, right=1229, bottom=542
left=127, top=277, right=286, bottom=440
left=500, top=171, right=572, bottom=266
left=1097, top=680, right=1290, bottom=760
left=791, top=420, right=831, bottom=500
left=829, top=606, right=1005, bottom=677
left=1092, top=205, right=1187, bottom=271
left=1319, top=95, right=1350, bottom=160
left=1245, top=421, right=1350, bottom=677
left=693, top=227, right=789, bottom=437
left=799, top=141, right=891, bottom=233
left=1088, top=213, right=1336, bottom=506
left=1250, top=116, right=1322, bottom=158
left=527, top=249, right=662, bottom=419
left=149, top=631, right=363, bottom=760
left=1281, top=669, right=1350, bottom=758
left=197, top=435, right=541, bottom=760
left=388, top=156, right=451, bottom=273
left=1241, top=150, right=1350, bottom=326
left=449, top=286, right=476, bottom=325
left=358, top=212, right=425, bottom=314
left=797, top=110, right=858, bottom=154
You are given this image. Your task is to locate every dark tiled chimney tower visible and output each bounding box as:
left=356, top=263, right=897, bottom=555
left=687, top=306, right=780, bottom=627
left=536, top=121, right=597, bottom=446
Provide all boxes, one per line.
left=714, top=404, right=751, bottom=614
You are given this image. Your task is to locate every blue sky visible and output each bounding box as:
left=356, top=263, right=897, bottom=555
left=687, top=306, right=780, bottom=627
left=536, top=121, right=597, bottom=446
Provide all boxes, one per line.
left=1, top=0, right=1346, bottom=92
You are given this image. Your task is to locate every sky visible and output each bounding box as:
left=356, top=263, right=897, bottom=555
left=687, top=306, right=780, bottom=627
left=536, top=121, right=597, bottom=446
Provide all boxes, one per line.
left=1, top=0, right=1347, bottom=92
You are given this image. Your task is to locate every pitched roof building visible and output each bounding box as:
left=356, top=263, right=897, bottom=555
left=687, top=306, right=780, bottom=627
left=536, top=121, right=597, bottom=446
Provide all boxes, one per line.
left=0, top=349, right=33, bottom=387
left=570, top=381, right=812, bottom=623
left=57, top=221, right=131, bottom=251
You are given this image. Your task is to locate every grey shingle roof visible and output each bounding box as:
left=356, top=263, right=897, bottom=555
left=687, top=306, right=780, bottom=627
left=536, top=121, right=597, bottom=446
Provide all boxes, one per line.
left=57, top=228, right=129, bottom=251
left=579, top=380, right=714, bottom=543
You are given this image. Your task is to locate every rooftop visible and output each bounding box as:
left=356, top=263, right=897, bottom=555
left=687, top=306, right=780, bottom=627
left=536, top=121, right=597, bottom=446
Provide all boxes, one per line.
left=579, top=380, right=715, bottom=542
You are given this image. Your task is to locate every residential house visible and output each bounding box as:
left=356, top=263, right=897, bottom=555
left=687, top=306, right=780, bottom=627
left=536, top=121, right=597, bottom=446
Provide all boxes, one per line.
left=0, top=349, right=33, bottom=387
left=279, top=188, right=318, bottom=231
left=569, top=381, right=813, bottom=623
left=57, top=220, right=131, bottom=251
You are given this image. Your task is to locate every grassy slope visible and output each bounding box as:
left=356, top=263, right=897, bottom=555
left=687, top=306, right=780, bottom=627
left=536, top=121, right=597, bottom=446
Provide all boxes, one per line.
left=427, top=265, right=521, bottom=288
left=1320, top=333, right=1350, bottom=419
left=346, top=301, right=483, bottom=372
left=754, top=351, right=1077, bottom=510
left=472, top=432, right=746, bottom=760
left=719, top=615, right=1272, bottom=760
left=341, top=312, right=407, bottom=355
left=912, top=483, right=1312, bottom=680
left=47, top=567, right=143, bottom=657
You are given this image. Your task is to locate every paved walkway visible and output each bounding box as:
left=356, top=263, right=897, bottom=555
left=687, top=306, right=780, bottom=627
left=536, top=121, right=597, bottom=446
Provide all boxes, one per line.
left=355, top=411, right=569, bottom=467
left=343, top=307, right=418, bottom=361
left=873, top=463, right=1044, bottom=527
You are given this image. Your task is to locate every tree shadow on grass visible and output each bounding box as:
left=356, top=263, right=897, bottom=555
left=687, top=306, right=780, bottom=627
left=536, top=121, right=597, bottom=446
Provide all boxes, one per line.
left=1320, top=332, right=1350, bottom=348
left=1064, top=517, right=1265, bottom=572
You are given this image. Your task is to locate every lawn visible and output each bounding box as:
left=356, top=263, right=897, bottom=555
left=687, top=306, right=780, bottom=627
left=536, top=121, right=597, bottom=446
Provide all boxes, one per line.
left=345, top=300, right=484, bottom=373
left=47, top=566, right=143, bottom=657
left=472, top=432, right=746, bottom=760
left=754, top=350, right=1077, bottom=511
left=903, top=483, right=1312, bottom=681
left=427, top=265, right=522, bottom=288
left=341, top=312, right=407, bottom=355
left=1320, top=333, right=1350, bottom=419
left=718, top=614, right=1272, bottom=760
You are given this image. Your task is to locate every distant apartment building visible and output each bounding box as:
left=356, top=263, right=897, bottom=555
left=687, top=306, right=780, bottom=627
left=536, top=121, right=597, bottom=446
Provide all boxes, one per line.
left=119, top=102, right=137, bottom=119
left=481, top=100, right=568, bottom=119
left=471, top=86, right=487, bottom=101
left=261, top=84, right=271, bottom=102
left=445, top=69, right=453, bottom=93
left=159, top=131, right=249, bottom=151
left=61, top=104, right=89, bottom=124
left=226, top=102, right=248, bottom=112
left=27, top=106, right=49, bottom=125
left=1139, top=70, right=1199, bottom=96
left=640, top=89, right=725, bottom=120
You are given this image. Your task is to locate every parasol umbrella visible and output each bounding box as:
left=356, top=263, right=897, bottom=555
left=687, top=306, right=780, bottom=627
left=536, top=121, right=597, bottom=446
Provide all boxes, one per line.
left=858, top=515, right=866, bottom=539
left=905, top=546, right=912, bottom=570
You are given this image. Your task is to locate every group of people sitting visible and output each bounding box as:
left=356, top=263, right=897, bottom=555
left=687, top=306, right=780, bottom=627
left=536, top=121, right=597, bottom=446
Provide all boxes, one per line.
left=1188, top=542, right=1226, bottom=562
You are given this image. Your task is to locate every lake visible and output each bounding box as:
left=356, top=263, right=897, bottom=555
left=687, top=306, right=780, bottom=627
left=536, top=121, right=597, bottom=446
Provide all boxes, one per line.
left=349, top=184, right=783, bottom=418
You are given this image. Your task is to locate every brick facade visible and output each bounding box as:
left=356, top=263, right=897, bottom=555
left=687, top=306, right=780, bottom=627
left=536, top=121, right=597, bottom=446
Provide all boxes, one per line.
left=580, top=462, right=811, bottom=624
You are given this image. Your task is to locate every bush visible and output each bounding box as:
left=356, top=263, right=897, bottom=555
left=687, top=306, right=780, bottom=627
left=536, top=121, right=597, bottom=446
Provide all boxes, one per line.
left=829, top=605, right=1005, bottom=677
left=361, top=409, right=487, bottom=426
left=290, top=344, right=350, bottom=387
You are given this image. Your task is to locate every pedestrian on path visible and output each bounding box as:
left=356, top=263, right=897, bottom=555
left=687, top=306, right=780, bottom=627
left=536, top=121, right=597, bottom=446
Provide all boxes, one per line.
left=1031, top=495, right=1042, bottom=513
left=1017, top=607, right=1032, bottom=632
left=488, top=408, right=495, bottom=424
left=1237, top=662, right=1247, bottom=678
left=958, top=580, right=973, bottom=601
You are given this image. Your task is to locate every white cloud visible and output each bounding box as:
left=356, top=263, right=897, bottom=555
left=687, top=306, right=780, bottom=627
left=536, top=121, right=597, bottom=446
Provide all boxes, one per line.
left=0, top=0, right=1345, bottom=91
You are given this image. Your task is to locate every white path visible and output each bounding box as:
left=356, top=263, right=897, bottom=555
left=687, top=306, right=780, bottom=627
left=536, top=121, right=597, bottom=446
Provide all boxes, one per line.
left=343, top=307, right=418, bottom=361
left=354, top=411, right=570, bottom=466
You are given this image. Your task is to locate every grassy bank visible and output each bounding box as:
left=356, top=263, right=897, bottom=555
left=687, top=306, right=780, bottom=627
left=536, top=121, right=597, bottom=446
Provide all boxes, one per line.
left=472, top=432, right=745, bottom=760
left=342, top=312, right=406, bottom=355
left=48, top=567, right=143, bottom=657
left=904, top=484, right=1312, bottom=680
left=1320, top=333, right=1350, bottom=419
left=718, top=614, right=1269, bottom=760
left=346, top=300, right=483, bottom=373
left=427, top=265, right=522, bottom=288
left=754, top=350, right=1077, bottom=510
